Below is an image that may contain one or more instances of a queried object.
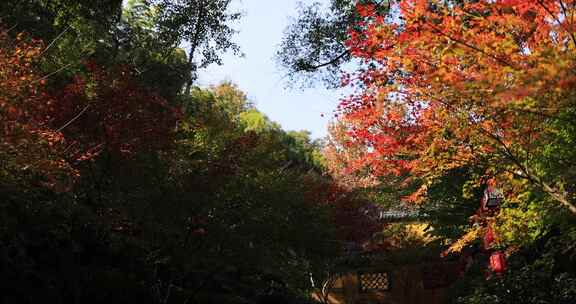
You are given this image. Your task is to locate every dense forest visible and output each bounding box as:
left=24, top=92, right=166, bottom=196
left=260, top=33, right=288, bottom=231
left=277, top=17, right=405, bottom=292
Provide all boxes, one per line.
left=0, top=1, right=356, bottom=303
left=1, top=0, right=576, bottom=304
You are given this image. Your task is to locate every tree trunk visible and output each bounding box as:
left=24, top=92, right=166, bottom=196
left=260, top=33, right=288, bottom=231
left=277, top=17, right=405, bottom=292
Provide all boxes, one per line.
left=183, top=0, right=205, bottom=97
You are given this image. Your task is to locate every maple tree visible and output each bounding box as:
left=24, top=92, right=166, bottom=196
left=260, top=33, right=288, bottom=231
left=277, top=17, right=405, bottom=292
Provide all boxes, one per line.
left=0, top=29, right=77, bottom=192
left=318, top=3, right=576, bottom=298
left=1, top=27, right=179, bottom=188
left=331, top=0, right=576, bottom=218
left=46, top=62, right=179, bottom=162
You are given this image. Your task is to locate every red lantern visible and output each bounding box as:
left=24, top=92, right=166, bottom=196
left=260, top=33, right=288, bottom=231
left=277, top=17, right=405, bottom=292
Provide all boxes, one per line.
left=489, top=251, right=507, bottom=273
left=483, top=226, right=495, bottom=250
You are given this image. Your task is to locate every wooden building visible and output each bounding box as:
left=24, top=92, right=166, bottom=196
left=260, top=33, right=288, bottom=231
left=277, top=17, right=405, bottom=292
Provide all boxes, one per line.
left=315, top=252, right=460, bottom=304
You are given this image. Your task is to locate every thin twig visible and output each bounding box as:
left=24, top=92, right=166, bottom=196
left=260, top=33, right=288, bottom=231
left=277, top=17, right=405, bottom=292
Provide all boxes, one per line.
left=56, top=104, right=91, bottom=132
left=558, top=0, right=576, bottom=48
left=33, top=62, right=75, bottom=84
left=40, top=25, right=71, bottom=57
left=297, top=50, right=350, bottom=72
left=478, top=126, right=576, bottom=214
left=425, top=22, right=518, bottom=69
left=537, top=0, right=576, bottom=48
left=6, top=23, right=19, bottom=32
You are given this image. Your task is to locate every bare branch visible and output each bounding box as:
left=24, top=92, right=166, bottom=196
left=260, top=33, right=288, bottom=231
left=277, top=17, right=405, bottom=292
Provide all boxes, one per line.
left=40, top=25, right=71, bottom=57
left=296, top=50, right=350, bottom=72
left=56, top=104, right=91, bottom=132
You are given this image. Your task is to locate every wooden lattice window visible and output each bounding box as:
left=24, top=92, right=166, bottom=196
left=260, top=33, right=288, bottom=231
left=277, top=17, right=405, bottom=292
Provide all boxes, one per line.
left=358, top=271, right=390, bottom=292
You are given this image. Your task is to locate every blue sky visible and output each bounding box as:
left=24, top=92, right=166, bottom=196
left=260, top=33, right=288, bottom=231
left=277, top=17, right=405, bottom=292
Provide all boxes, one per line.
left=196, top=0, right=343, bottom=139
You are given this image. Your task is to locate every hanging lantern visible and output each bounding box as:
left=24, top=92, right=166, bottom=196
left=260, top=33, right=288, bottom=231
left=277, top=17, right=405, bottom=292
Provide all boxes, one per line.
left=482, top=186, right=504, bottom=210
left=483, top=226, right=495, bottom=250
left=489, top=251, right=507, bottom=273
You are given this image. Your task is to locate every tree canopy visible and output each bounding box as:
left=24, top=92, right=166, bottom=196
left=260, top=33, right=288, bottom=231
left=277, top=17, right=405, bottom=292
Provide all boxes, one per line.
left=283, top=0, right=576, bottom=302
left=0, top=2, right=365, bottom=303
left=3, top=0, right=576, bottom=303
left=276, top=0, right=390, bottom=88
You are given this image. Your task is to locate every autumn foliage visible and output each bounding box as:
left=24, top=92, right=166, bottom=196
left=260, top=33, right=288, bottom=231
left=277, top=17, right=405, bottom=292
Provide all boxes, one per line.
left=0, top=29, right=75, bottom=191
left=47, top=62, right=179, bottom=161
left=0, top=2, right=363, bottom=302
left=332, top=0, right=576, bottom=215
left=0, top=28, right=179, bottom=192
